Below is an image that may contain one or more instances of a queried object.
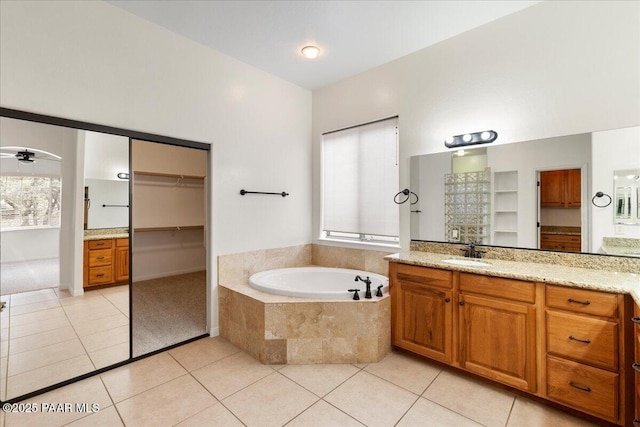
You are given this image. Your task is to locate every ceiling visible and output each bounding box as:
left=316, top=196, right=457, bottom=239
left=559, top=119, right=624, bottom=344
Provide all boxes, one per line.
left=108, top=0, right=540, bottom=90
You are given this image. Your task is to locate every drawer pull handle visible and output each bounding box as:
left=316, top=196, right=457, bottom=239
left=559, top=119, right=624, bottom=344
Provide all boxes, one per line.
left=97, top=256, right=104, bottom=260
left=568, top=381, right=591, bottom=392
left=632, top=317, right=640, bottom=324
left=634, top=419, right=640, bottom=427
left=96, top=273, right=105, bottom=277
left=567, top=298, right=590, bottom=306
left=632, top=362, right=640, bottom=373
left=568, top=335, right=591, bottom=344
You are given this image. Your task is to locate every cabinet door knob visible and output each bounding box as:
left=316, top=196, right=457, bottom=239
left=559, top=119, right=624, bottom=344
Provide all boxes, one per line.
left=632, top=316, right=640, bottom=324
left=632, top=362, right=640, bottom=373
left=444, top=298, right=450, bottom=303
left=459, top=301, right=465, bottom=306
left=633, top=419, right=640, bottom=427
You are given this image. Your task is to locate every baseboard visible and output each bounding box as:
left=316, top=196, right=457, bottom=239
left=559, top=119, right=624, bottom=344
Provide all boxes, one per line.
left=132, top=266, right=206, bottom=283
left=209, top=326, right=220, bottom=337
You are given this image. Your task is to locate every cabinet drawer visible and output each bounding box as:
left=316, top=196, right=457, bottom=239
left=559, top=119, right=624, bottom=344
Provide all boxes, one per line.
left=546, top=285, right=618, bottom=318
left=459, top=273, right=535, bottom=304
left=88, top=239, right=113, bottom=250
left=546, top=356, right=618, bottom=422
left=88, top=249, right=113, bottom=267
left=116, top=238, right=129, bottom=248
left=546, top=310, right=618, bottom=371
left=88, top=266, right=113, bottom=285
left=540, top=234, right=581, bottom=252
left=395, top=264, right=452, bottom=289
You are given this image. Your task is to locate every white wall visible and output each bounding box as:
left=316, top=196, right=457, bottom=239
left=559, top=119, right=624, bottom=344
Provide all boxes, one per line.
left=312, top=1, right=640, bottom=249
left=0, top=1, right=312, bottom=333
left=592, top=126, right=640, bottom=251
left=84, top=132, right=129, bottom=181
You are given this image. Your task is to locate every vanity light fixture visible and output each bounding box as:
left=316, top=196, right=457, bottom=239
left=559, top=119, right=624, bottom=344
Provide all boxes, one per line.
left=444, top=130, right=498, bottom=149
left=117, top=172, right=129, bottom=180
left=301, top=45, right=320, bottom=59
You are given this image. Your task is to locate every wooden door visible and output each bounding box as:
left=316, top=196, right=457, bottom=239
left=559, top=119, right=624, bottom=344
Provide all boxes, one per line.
left=540, top=170, right=565, bottom=207
left=115, top=245, right=129, bottom=282
left=566, top=168, right=581, bottom=207
left=393, top=281, right=453, bottom=363
left=459, top=293, right=536, bottom=392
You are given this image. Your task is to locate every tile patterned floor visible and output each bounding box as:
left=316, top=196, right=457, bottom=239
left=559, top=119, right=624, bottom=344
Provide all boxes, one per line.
left=1, top=335, right=601, bottom=427
left=1, top=286, right=129, bottom=401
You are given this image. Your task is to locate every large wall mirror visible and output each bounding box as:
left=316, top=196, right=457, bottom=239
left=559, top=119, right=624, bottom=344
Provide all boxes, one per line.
left=410, top=126, right=640, bottom=256
left=0, top=108, right=209, bottom=402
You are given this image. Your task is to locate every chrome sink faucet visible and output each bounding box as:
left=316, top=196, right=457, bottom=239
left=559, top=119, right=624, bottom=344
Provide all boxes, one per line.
left=461, top=241, right=485, bottom=259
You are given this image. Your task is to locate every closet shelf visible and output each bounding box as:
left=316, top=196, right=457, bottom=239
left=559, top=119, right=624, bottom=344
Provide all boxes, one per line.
left=134, top=225, right=204, bottom=232
left=133, top=171, right=205, bottom=180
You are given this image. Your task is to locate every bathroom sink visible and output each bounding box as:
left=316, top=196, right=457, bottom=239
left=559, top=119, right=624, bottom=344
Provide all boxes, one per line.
left=441, top=259, right=492, bottom=267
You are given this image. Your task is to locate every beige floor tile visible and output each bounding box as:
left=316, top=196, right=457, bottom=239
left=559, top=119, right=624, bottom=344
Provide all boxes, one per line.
left=8, top=337, right=85, bottom=376
left=80, top=324, right=129, bottom=353
left=287, top=400, right=365, bottom=427
left=507, top=396, right=600, bottom=427
left=97, top=285, right=129, bottom=297
left=222, top=373, right=318, bottom=427
left=365, top=351, right=442, bottom=395
left=398, top=397, right=483, bottom=426
left=9, top=315, right=70, bottom=339
left=65, top=406, right=123, bottom=427
left=8, top=299, right=60, bottom=317
left=10, top=307, right=66, bottom=327
left=169, top=336, right=240, bottom=371
left=100, top=352, right=187, bottom=403
left=103, top=294, right=129, bottom=317
left=423, top=370, right=515, bottom=427
left=4, top=375, right=111, bottom=427
left=58, top=290, right=104, bottom=307
left=8, top=325, right=77, bottom=355
left=324, top=371, right=418, bottom=427
left=0, top=340, right=7, bottom=358
left=9, top=289, right=58, bottom=307
left=72, top=313, right=129, bottom=337
left=191, top=351, right=275, bottom=400
left=279, top=363, right=360, bottom=396
left=176, top=402, right=244, bottom=426
left=63, top=301, right=122, bottom=324
left=89, top=341, right=130, bottom=370
left=5, top=354, right=94, bottom=400
left=116, top=375, right=216, bottom=426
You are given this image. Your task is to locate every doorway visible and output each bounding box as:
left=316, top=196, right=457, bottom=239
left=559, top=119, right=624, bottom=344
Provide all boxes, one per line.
left=537, top=168, right=583, bottom=252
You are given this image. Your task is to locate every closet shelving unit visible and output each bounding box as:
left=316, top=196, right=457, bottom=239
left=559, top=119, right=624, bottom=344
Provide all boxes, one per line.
left=132, top=171, right=206, bottom=233
left=492, top=170, right=518, bottom=247
left=444, top=169, right=491, bottom=244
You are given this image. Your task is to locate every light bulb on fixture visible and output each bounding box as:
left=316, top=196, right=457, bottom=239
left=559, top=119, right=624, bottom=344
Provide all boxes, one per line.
left=462, top=134, right=472, bottom=143
left=480, top=131, right=492, bottom=140
left=301, top=45, right=320, bottom=59
left=445, top=136, right=455, bottom=145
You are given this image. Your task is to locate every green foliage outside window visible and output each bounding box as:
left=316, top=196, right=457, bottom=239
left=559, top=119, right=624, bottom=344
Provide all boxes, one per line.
left=0, top=176, right=61, bottom=229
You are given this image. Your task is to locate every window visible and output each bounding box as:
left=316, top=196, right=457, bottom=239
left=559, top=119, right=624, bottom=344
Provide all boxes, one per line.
left=321, top=117, right=399, bottom=244
left=0, top=176, right=61, bottom=229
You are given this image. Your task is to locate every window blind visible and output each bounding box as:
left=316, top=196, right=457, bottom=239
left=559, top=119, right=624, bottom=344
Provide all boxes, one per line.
left=322, top=117, right=399, bottom=238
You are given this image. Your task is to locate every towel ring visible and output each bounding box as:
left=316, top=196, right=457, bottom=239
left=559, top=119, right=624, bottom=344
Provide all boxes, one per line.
left=394, top=189, right=419, bottom=205
left=591, top=191, right=612, bottom=208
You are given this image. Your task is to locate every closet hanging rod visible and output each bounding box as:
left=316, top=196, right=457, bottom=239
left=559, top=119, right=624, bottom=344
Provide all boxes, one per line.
left=102, top=204, right=129, bottom=208
left=240, top=189, right=289, bottom=197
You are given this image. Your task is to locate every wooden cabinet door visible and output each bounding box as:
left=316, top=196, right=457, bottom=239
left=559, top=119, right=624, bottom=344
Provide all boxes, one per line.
left=393, top=281, right=453, bottom=364
left=540, top=170, right=565, bottom=207
left=566, top=168, right=581, bottom=207
left=459, top=293, right=536, bottom=392
left=115, top=246, right=129, bottom=282
left=634, top=304, right=640, bottom=426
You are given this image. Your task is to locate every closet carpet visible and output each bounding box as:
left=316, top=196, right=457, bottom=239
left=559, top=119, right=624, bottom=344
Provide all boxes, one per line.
left=132, top=271, right=207, bottom=357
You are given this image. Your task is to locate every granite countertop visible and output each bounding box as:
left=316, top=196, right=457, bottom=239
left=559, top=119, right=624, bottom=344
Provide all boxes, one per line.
left=84, top=228, right=129, bottom=241
left=385, top=251, right=640, bottom=304
left=601, top=246, right=640, bottom=258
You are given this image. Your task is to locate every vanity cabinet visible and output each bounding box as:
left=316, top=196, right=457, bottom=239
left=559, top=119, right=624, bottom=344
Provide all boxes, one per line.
left=540, top=169, right=581, bottom=208
left=544, top=285, right=630, bottom=425
left=83, top=238, right=129, bottom=289
left=633, top=303, right=640, bottom=426
left=458, top=273, right=537, bottom=392
left=390, top=263, right=453, bottom=363
left=539, top=233, right=581, bottom=252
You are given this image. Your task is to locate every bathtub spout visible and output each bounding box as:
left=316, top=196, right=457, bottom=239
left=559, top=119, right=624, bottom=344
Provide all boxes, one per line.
left=355, top=275, right=372, bottom=299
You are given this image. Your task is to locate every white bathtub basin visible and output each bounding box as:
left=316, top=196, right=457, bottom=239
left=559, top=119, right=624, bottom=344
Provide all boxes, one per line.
left=441, top=259, right=492, bottom=267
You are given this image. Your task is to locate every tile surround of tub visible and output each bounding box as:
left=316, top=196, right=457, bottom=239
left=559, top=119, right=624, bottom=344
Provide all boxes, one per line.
left=217, top=243, right=393, bottom=365
left=410, top=241, right=640, bottom=273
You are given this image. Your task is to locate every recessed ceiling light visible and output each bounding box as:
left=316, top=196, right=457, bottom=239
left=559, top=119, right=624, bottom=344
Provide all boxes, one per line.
left=301, top=45, right=320, bottom=59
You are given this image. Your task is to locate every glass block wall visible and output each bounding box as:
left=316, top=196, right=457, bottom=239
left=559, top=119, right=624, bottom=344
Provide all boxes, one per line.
left=444, top=169, right=491, bottom=244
